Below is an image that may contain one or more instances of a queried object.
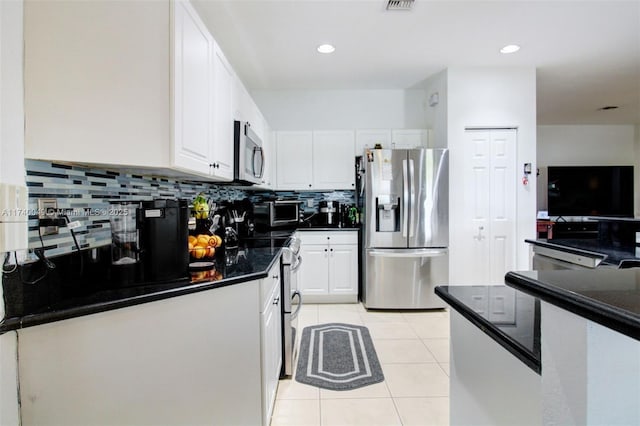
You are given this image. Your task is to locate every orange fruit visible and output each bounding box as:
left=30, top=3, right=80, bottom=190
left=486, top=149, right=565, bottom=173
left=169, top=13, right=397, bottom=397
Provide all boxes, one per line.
left=188, top=235, right=197, bottom=245
left=191, top=247, right=206, bottom=259
left=196, top=235, right=210, bottom=247
left=213, top=235, right=222, bottom=247
left=206, top=247, right=216, bottom=257
left=188, top=242, right=194, bottom=250
left=208, top=236, right=218, bottom=247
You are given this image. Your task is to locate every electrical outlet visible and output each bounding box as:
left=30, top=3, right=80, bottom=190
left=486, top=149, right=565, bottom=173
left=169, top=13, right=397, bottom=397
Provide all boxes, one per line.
left=38, top=198, right=59, bottom=236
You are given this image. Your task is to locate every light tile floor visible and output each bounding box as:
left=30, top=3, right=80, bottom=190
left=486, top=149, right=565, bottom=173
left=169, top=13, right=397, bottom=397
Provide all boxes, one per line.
left=270, top=303, right=450, bottom=426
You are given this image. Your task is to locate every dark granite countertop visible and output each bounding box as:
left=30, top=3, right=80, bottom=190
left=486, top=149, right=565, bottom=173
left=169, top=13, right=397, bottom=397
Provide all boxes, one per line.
left=505, top=269, right=640, bottom=341
left=435, top=285, right=541, bottom=373
left=1, top=236, right=289, bottom=334
left=525, top=238, right=638, bottom=266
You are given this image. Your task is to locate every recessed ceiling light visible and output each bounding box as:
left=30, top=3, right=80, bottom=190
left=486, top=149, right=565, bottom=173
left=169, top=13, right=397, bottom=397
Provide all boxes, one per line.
left=317, top=44, right=335, bottom=54
left=500, top=44, right=520, bottom=54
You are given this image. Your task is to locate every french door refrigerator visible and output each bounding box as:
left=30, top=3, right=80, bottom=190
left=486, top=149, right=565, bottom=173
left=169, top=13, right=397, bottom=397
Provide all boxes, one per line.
left=362, top=148, right=449, bottom=309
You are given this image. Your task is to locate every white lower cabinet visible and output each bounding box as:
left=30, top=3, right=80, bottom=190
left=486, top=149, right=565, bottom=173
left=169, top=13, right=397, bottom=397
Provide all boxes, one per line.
left=17, top=266, right=282, bottom=426
left=298, top=231, right=358, bottom=303
left=260, top=259, right=282, bottom=426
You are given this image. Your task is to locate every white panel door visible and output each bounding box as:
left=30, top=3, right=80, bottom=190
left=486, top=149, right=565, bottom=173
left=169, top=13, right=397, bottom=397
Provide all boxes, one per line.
left=172, top=0, right=213, bottom=175
left=211, top=42, right=234, bottom=180
left=462, top=129, right=517, bottom=284
left=488, top=130, right=517, bottom=283
left=328, top=245, right=358, bottom=295
left=275, top=131, right=313, bottom=189
left=391, top=129, right=427, bottom=149
left=299, top=245, right=329, bottom=296
left=312, top=130, right=355, bottom=190
left=355, top=129, right=391, bottom=155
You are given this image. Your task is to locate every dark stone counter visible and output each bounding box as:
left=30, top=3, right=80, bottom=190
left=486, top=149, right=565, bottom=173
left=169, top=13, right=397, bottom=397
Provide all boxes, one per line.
left=505, top=269, right=640, bottom=341
left=1, top=235, right=290, bottom=334
left=435, top=285, right=541, bottom=373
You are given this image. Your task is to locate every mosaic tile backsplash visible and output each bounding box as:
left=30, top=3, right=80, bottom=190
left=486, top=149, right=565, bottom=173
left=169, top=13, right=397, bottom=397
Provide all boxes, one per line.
left=25, top=160, right=246, bottom=258
left=25, top=160, right=355, bottom=258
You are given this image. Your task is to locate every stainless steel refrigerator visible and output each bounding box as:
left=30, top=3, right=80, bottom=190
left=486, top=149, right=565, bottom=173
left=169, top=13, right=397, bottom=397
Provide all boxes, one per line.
left=362, top=148, right=448, bottom=309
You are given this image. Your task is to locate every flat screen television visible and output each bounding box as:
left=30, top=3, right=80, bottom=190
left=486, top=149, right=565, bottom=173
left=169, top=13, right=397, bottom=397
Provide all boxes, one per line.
left=547, top=166, right=634, bottom=217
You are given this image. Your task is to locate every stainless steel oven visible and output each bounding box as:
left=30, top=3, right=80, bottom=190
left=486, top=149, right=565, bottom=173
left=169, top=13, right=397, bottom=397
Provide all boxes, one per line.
left=234, top=120, right=264, bottom=185
left=280, top=236, right=302, bottom=377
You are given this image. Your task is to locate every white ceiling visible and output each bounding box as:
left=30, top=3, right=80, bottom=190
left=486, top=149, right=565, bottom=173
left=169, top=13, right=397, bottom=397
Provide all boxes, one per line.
left=192, top=0, right=640, bottom=125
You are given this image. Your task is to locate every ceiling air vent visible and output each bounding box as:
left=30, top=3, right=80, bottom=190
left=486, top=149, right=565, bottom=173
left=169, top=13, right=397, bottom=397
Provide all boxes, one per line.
left=386, top=0, right=414, bottom=11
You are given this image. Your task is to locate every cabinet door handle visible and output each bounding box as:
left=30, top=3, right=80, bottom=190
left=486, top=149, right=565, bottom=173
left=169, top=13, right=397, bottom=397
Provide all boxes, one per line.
left=330, top=248, right=333, bottom=252
left=324, top=248, right=328, bottom=252
left=272, top=274, right=279, bottom=279
left=273, top=296, right=280, bottom=305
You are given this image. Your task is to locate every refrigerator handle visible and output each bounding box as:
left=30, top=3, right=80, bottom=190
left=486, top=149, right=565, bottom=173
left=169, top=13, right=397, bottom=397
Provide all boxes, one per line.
left=402, top=159, right=409, bottom=237
left=409, top=158, right=416, bottom=237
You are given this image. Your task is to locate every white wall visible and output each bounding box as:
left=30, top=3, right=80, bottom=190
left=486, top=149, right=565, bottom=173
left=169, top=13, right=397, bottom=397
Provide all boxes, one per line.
left=251, top=89, right=427, bottom=130
left=447, top=67, right=537, bottom=281
left=421, top=70, right=448, bottom=149
left=536, top=125, right=636, bottom=211
left=0, top=0, right=24, bottom=423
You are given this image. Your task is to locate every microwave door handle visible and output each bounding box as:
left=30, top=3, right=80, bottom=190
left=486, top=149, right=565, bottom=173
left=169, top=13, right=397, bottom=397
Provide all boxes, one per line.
left=258, top=147, right=265, bottom=178
left=252, top=147, right=260, bottom=178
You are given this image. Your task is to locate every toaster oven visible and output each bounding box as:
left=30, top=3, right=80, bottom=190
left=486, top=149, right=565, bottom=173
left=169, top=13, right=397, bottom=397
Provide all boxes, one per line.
left=254, top=200, right=301, bottom=229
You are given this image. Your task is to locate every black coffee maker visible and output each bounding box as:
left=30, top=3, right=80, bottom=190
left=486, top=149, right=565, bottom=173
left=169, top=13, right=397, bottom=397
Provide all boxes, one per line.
left=137, top=199, right=190, bottom=282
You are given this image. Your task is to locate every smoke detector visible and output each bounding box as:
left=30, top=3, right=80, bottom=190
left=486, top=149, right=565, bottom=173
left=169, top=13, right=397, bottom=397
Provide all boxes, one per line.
left=386, top=0, right=414, bottom=11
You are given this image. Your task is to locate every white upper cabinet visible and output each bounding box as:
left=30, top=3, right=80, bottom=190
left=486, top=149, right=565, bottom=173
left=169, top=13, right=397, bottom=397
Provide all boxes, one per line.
left=23, top=0, right=257, bottom=182
left=391, top=129, right=428, bottom=149
left=232, top=75, right=251, bottom=122
left=24, top=0, right=172, bottom=169
left=312, top=130, right=355, bottom=190
left=355, top=129, right=392, bottom=155
left=173, top=0, right=214, bottom=176
left=276, top=131, right=314, bottom=190
left=232, top=76, right=266, bottom=141
left=275, top=130, right=355, bottom=191
left=211, top=42, right=235, bottom=180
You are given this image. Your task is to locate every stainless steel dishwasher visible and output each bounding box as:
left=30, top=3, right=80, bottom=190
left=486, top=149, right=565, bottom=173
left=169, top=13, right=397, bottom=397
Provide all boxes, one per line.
left=531, top=244, right=607, bottom=270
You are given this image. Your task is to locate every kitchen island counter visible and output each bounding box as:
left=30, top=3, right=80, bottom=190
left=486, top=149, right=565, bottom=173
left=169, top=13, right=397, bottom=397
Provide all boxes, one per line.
left=435, top=284, right=542, bottom=425
left=1, top=239, right=287, bottom=334
left=504, top=268, right=640, bottom=425
left=435, top=285, right=540, bottom=373
left=505, top=269, right=640, bottom=341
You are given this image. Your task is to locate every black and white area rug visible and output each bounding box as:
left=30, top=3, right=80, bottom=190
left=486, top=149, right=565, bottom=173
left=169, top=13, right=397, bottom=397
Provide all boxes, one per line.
left=295, top=323, right=384, bottom=391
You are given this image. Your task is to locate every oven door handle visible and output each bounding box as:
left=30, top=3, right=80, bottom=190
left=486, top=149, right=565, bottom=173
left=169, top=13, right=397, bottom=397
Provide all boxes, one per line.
left=291, top=291, right=302, bottom=320
left=291, top=255, right=303, bottom=272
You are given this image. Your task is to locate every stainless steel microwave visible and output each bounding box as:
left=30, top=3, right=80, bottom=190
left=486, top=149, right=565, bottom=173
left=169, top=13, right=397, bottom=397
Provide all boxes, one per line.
left=254, top=200, right=301, bottom=229
left=234, top=121, right=264, bottom=185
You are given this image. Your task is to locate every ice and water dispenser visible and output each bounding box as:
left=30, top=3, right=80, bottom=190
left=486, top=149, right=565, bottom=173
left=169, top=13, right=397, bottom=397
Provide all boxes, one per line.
left=375, top=195, right=400, bottom=232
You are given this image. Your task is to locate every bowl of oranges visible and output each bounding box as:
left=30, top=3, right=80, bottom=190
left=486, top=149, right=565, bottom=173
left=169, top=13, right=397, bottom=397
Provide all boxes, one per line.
left=188, top=233, right=223, bottom=260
